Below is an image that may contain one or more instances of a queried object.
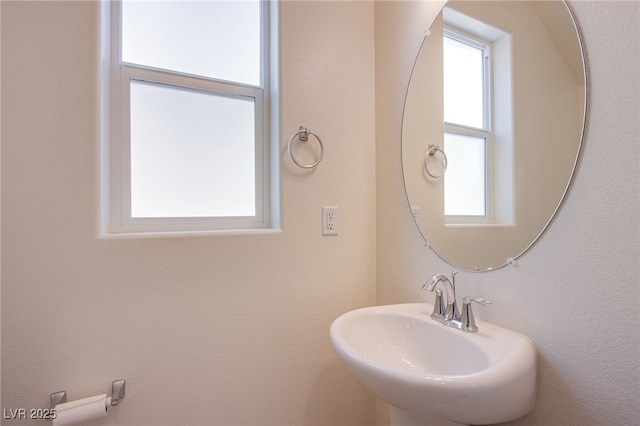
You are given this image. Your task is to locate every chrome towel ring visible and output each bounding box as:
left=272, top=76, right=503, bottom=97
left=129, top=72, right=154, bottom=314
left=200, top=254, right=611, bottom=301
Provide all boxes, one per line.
left=287, top=126, right=324, bottom=169
left=424, top=144, right=448, bottom=178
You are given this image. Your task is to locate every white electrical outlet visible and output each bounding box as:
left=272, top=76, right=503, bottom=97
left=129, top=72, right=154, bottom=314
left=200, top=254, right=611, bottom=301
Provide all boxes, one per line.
left=322, top=206, right=338, bottom=236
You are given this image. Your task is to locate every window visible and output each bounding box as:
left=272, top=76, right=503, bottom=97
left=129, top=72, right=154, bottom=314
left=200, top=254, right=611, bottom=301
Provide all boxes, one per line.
left=443, top=29, right=491, bottom=219
left=102, top=0, right=277, bottom=235
left=440, top=6, right=515, bottom=226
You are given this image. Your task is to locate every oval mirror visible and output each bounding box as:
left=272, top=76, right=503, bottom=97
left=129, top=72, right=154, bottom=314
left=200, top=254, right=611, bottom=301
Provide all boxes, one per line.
left=402, top=0, right=586, bottom=272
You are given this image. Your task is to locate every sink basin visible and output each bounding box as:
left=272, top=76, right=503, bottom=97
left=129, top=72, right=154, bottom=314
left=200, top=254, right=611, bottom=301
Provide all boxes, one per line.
left=330, top=303, right=536, bottom=425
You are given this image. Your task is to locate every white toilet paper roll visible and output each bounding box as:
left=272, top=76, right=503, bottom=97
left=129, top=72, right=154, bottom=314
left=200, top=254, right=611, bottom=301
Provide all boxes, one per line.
left=53, top=393, right=108, bottom=426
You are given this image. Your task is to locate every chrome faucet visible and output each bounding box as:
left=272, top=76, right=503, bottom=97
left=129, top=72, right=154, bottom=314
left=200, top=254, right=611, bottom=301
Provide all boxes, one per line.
left=421, top=270, right=491, bottom=333
left=422, top=270, right=460, bottom=321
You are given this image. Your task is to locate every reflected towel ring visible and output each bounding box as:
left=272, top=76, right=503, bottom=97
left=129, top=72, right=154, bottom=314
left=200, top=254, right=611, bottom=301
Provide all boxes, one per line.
left=424, top=144, right=448, bottom=178
left=287, top=126, right=324, bottom=169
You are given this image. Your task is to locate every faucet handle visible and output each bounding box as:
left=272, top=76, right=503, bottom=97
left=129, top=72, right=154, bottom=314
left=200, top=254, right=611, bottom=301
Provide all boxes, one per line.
left=421, top=278, right=447, bottom=319
left=431, top=288, right=446, bottom=317
left=461, top=297, right=492, bottom=333
left=463, top=297, right=491, bottom=305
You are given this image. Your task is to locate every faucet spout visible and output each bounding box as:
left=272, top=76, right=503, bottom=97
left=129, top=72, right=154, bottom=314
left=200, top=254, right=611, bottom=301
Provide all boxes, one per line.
left=421, top=271, right=460, bottom=321
left=422, top=274, right=453, bottom=301
left=422, top=275, right=449, bottom=317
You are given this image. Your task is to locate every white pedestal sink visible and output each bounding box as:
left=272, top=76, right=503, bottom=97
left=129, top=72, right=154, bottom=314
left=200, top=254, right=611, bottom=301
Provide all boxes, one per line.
left=330, top=303, right=536, bottom=426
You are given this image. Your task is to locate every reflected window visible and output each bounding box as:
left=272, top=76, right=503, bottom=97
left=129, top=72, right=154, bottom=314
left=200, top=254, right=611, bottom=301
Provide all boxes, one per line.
left=444, top=133, right=486, bottom=216
left=443, top=29, right=491, bottom=218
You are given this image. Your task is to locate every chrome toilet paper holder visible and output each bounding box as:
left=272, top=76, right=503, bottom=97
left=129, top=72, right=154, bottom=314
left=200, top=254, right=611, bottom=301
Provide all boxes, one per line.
left=50, top=379, right=126, bottom=409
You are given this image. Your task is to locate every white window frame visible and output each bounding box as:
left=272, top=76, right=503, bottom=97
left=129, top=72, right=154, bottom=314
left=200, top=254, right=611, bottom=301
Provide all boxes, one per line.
left=443, top=27, right=494, bottom=224
left=100, top=0, right=279, bottom=236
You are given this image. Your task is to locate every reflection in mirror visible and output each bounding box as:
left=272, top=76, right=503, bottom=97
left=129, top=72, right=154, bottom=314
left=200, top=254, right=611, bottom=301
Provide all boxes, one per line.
left=402, top=0, right=586, bottom=272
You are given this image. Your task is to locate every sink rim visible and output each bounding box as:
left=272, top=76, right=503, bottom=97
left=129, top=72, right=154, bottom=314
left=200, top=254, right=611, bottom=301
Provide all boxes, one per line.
left=331, top=302, right=535, bottom=377
left=330, top=303, right=537, bottom=425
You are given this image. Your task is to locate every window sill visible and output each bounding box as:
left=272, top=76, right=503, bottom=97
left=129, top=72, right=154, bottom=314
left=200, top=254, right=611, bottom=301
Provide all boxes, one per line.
left=98, top=227, right=283, bottom=240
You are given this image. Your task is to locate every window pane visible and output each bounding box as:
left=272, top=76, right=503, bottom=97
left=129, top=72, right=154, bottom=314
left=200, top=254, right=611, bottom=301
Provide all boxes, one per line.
left=122, top=0, right=261, bottom=86
left=444, top=133, right=486, bottom=216
left=130, top=80, right=256, bottom=218
left=443, top=36, right=484, bottom=128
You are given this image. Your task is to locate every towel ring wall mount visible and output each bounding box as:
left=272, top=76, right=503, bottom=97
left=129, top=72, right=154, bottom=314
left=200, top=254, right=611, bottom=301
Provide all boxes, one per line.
left=424, top=144, right=448, bottom=178
left=287, top=126, right=324, bottom=169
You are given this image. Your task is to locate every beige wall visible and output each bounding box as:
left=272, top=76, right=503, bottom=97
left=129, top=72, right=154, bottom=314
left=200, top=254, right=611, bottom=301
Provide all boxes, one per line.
left=2, top=1, right=639, bottom=426
left=1, top=1, right=376, bottom=425
left=376, top=1, right=639, bottom=425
